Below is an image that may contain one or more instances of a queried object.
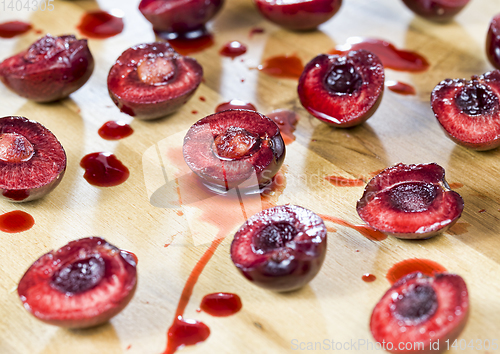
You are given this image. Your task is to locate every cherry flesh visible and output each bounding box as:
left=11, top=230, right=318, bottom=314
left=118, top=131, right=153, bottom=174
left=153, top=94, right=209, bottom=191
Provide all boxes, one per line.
left=357, top=163, right=464, bottom=239
left=230, top=205, right=327, bottom=292
left=0, top=35, right=94, bottom=102
left=298, top=50, right=384, bottom=127
left=431, top=70, right=500, bottom=150
left=0, top=116, right=66, bottom=202
left=107, top=42, right=203, bottom=120
left=183, top=109, right=285, bottom=192
left=371, top=272, right=469, bottom=354
left=18, top=237, right=137, bottom=328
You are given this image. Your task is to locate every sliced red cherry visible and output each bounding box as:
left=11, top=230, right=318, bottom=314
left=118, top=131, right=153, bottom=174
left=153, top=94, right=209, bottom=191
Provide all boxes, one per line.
left=0, top=116, right=66, bottom=202
left=298, top=50, right=384, bottom=127
left=356, top=163, right=464, bottom=239
left=183, top=109, right=285, bottom=192
left=0, top=34, right=94, bottom=102
left=431, top=70, right=500, bottom=150
left=230, top=205, right=327, bottom=292
left=401, top=0, right=470, bottom=22
left=253, top=0, right=342, bottom=31
left=107, top=42, right=203, bottom=120
left=18, top=237, right=137, bottom=328
left=370, top=272, right=469, bottom=353
left=486, top=14, right=500, bottom=70
left=139, top=0, right=223, bottom=37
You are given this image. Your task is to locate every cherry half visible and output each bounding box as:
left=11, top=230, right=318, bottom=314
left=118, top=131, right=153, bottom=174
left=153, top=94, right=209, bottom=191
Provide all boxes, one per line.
left=356, top=163, right=464, bottom=239
left=183, top=109, right=285, bottom=192
left=231, top=205, right=327, bottom=291
left=253, top=0, right=342, bottom=31
left=431, top=70, right=500, bottom=150
left=401, top=0, right=470, bottom=22
left=0, top=35, right=94, bottom=102
left=0, top=116, right=66, bottom=202
left=107, top=42, right=203, bottom=120
left=371, top=272, right=469, bottom=354
left=139, top=0, right=223, bottom=38
left=298, top=50, right=384, bottom=127
left=18, top=237, right=137, bottom=328
left=486, top=13, right=500, bottom=70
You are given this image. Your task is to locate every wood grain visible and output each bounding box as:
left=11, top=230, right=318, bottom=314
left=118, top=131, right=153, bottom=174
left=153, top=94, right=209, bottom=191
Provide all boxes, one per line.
left=1, top=0, right=500, bottom=353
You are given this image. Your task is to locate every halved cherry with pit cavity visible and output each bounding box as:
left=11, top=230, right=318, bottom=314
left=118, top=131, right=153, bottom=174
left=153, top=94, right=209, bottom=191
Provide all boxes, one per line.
left=183, top=109, right=285, bottom=193
left=18, top=237, right=137, bottom=328
left=0, top=34, right=94, bottom=102
left=298, top=50, right=384, bottom=127
left=107, top=42, right=203, bottom=120
left=357, top=163, right=463, bottom=239
left=231, top=205, right=327, bottom=291
left=431, top=70, right=500, bottom=150
left=370, top=272, right=469, bottom=354
left=0, top=116, right=66, bottom=202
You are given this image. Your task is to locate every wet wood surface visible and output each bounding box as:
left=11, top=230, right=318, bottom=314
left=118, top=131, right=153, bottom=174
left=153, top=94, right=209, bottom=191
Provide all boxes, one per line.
left=1, top=0, right=500, bottom=353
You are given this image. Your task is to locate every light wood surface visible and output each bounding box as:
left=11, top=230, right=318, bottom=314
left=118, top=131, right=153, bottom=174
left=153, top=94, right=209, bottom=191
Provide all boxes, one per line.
left=1, top=0, right=500, bottom=353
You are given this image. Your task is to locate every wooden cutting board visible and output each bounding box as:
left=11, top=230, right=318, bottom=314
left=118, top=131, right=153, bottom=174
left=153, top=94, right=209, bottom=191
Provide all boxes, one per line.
left=1, top=0, right=500, bottom=353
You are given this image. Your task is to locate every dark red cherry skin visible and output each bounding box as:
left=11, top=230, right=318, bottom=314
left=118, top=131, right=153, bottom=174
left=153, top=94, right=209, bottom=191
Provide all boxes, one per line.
left=357, top=163, right=464, bottom=239
left=18, top=237, right=137, bottom=329
left=401, top=0, right=470, bottom=22
left=107, top=42, right=203, bottom=120
left=0, top=35, right=94, bottom=102
left=0, top=116, right=66, bottom=202
left=183, top=109, right=285, bottom=192
left=486, top=14, right=500, bottom=70
left=231, top=205, right=327, bottom=292
left=139, top=0, right=224, bottom=35
left=431, top=70, right=500, bottom=151
left=253, top=0, right=342, bottom=31
left=371, top=272, right=469, bottom=354
left=297, top=50, right=384, bottom=127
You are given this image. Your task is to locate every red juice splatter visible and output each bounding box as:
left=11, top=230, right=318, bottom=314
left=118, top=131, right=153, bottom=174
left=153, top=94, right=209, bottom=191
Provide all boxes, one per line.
left=386, top=80, right=416, bottom=95
left=77, top=10, right=124, bottom=39
left=219, top=41, right=247, bottom=59
left=98, top=121, right=133, bottom=140
left=0, top=21, right=32, bottom=38
left=200, top=293, right=242, bottom=317
left=362, top=274, right=376, bottom=282
left=257, top=54, right=304, bottom=79
left=266, top=110, right=299, bottom=145
left=386, top=258, right=447, bottom=285
left=319, top=214, right=387, bottom=241
left=80, top=152, right=129, bottom=187
left=0, top=210, right=34, bottom=233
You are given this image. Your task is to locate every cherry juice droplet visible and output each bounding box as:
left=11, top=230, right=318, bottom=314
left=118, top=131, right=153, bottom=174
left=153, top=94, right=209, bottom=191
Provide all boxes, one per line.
left=0, top=21, right=32, bottom=38
left=219, top=41, right=247, bottom=59
left=165, top=317, right=210, bottom=354
left=386, top=80, right=416, bottom=95
left=318, top=214, right=387, bottom=241
left=386, top=258, right=447, bottom=285
left=163, top=29, right=214, bottom=56
left=257, top=54, right=304, bottom=79
left=200, top=293, right=242, bottom=317
left=80, top=152, right=129, bottom=187
left=0, top=210, right=34, bottom=233
left=362, top=273, right=376, bottom=282
left=215, top=99, right=257, bottom=112
left=77, top=10, right=124, bottom=39
left=98, top=121, right=133, bottom=140
left=330, top=37, right=430, bottom=72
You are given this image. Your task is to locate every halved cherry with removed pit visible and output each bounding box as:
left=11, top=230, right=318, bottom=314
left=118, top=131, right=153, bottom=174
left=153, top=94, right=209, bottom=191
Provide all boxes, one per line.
left=487, top=14, right=500, bottom=69
left=107, top=42, right=203, bottom=120
left=401, top=0, right=470, bottom=22
left=18, top=237, right=137, bottom=328
left=139, top=0, right=223, bottom=37
left=253, top=0, right=342, bottom=31
left=370, top=272, right=469, bottom=354
left=0, top=116, right=66, bottom=202
left=357, top=163, right=463, bottom=239
left=298, top=50, right=384, bottom=127
left=431, top=70, right=500, bottom=150
left=183, top=109, right=285, bottom=192
left=230, top=205, right=327, bottom=292
left=0, top=34, right=94, bottom=102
